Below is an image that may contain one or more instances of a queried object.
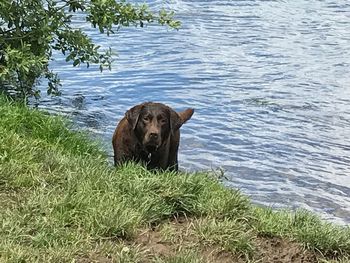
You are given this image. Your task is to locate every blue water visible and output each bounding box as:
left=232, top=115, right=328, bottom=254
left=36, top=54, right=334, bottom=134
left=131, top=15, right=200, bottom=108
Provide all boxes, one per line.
left=39, top=0, right=350, bottom=224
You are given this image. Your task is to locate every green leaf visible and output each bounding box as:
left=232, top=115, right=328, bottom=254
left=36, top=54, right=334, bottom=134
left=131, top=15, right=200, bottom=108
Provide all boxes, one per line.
left=0, top=0, right=180, bottom=98
left=73, top=59, right=80, bottom=66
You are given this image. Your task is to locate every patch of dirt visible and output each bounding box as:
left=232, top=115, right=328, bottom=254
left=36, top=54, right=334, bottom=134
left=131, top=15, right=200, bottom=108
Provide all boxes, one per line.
left=201, top=247, right=243, bottom=263
left=134, top=217, right=321, bottom=263
left=77, top=255, right=112, bottom=263
left=133, top=216, right=192, bottom=259
left=134, top=217, right=245, bottom=262
left=256, top=236, right=318, bottom=263
left=136, top=229, right=173, bottom=258
left=76, top=217, right=335, bottom=263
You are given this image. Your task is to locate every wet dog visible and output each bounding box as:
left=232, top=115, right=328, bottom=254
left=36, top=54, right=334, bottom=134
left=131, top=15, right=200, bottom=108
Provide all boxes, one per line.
left=112, top=102, right=194, bottom=171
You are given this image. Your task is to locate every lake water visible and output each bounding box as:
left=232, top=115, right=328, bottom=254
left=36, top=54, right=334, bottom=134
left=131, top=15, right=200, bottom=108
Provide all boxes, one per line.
left=38, top=0, right=350, bottom=224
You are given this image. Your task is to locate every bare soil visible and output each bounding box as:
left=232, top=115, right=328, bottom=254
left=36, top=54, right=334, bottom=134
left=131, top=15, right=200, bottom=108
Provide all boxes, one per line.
left=256, top=236, right=318, bottom=263
left=134, top=217, right=320, bottom=263
left=78, top=217, right=332, bottom=262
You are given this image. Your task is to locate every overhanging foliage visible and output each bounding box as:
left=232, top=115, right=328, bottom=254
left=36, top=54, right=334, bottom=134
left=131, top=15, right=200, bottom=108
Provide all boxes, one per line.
left=0, top=0, right=180, bottom=98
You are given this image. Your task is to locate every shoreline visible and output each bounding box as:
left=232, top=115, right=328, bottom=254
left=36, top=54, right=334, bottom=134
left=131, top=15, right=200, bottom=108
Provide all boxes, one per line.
left=1, top=96, right=349, bottom=262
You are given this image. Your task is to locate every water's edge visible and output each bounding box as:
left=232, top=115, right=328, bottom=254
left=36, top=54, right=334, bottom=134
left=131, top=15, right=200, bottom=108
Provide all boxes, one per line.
left=38, top=0, right=350, bottom=224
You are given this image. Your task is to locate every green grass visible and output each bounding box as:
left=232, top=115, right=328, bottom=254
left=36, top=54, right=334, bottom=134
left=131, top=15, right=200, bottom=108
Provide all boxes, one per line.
left=193, top=217, right=255, bottom=259
left=254, top=207, right=350, bottom=257
left=1, top=96, right=350, bottom=262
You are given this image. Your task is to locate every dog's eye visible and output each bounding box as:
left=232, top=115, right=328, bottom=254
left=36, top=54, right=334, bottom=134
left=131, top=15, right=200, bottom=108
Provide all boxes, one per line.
left=160, top=119, right=167, bottom=124
left=143, top=116, right=150, bottom=122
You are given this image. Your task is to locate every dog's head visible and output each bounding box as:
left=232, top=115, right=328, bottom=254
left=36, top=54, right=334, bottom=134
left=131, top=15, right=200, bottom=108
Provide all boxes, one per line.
left=125, top=102, right=194, bottom=152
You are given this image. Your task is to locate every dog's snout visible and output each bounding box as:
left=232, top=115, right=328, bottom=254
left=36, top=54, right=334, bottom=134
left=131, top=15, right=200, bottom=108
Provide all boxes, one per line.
left=149, top=132, right=159, bottom=140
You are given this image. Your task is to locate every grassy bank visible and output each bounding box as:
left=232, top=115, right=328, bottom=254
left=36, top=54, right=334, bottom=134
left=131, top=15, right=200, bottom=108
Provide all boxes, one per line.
left=0, top=96, right=349, bottom=263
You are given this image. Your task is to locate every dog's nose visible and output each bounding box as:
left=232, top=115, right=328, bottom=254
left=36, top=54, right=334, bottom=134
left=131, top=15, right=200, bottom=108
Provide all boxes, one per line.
left=149, top=132, right=159, bottom=140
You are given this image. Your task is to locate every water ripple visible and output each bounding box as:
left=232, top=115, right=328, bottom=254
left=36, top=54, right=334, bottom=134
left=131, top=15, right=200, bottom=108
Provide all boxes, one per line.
left=38, top=0, right=350, bottom=224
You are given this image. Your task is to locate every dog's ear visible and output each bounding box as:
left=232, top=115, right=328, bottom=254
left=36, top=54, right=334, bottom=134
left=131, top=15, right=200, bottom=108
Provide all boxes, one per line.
left=178, top=108, right=194, bottom=124
left=169, top=108, right=194, bottom=134
left=125, top=104, right=144, bottom=130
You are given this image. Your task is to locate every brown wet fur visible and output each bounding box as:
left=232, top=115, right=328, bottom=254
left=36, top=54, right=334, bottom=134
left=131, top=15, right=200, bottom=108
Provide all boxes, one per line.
left=112, top=102, right=194, bottom=171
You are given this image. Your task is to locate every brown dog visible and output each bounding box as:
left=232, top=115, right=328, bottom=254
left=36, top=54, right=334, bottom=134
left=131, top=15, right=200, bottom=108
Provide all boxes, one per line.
left=112, top=102, right=194, bottom=171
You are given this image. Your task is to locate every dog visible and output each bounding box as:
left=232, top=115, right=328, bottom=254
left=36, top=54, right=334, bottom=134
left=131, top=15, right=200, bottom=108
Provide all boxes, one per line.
left=112, top=102, right=194, bottom=171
